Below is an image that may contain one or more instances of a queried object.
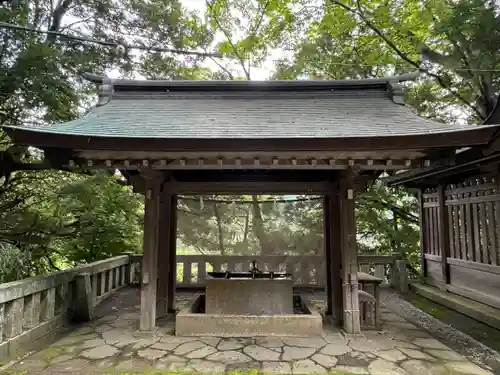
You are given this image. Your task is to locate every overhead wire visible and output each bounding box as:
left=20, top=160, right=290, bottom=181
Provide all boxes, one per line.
left=0, top=21, right=223, bottom=58
left=177, top=196, right=322, bottom=204
left=3, top=22, right=500, bottom=72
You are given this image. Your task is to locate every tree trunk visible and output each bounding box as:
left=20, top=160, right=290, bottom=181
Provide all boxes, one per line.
left=482, top=95, right=500, bottom=125
left=251, top=195, right=273, bottom=255
left=213, top=202, right=225, bottom=255
left=243, top=207, right=250, bottom=243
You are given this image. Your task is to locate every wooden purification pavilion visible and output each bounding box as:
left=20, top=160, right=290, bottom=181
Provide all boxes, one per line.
left=3, top=73, right=499, bottom=334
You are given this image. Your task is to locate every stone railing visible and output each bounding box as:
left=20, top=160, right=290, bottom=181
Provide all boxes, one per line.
left=0, top=253, right=138, bottom=360
left=175, top=253, right=404, bottom=289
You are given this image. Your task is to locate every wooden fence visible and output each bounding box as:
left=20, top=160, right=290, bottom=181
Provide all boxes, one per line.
left=422, top=176, right=500, bottom=309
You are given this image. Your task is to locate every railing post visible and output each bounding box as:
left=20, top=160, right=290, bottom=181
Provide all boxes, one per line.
left=4, top=298, right=24, bottom=338
left=121, top=252, right=135, bottom=285
left=41, top=288, right=55, bottom=321
left=73, top=273, right=93, bottom=322
left=390, top=256, right=398, bottom=288
left=395, top=259, right=409, bottom=293
left=23, top=293, right=41, bottom=329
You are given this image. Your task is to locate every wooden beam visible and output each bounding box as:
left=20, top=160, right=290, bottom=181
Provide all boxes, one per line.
left=340, top=170, right=361, bottom=334
left=167, top=195, right=178, bottom=313
left=77, top=150, right=427, bottom=160
left=324, top=196, right=332, bottom=315
left=139, top=170, right=163, bottom=331
left=329, top=190, right=343, bottom=322
left=69, top=156, right=440, bottom=171
left=437, top=184, right=450, bottom=283
left=162, top=181, right=334, bottom=194
left=156, top=187, right=172, bottom=318
left=419, top=189, right=427, bottom=278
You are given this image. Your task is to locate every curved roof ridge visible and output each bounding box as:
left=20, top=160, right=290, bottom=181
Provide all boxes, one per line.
left=81, top=71, right=421, bottom=90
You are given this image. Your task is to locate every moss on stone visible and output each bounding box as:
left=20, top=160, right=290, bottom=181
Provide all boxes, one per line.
left=31, top=346, right=65, bottom=361
left=406, top=291, right=500, bottom=353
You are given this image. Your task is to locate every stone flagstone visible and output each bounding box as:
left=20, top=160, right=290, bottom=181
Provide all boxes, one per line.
left=401, top=359, right=448, bottom=375
left=206, top=350, right=252, bottom=364
left=137, top=348, right=167, bottom=360
left=4, top=290, right=496, bottom=375
left=283, top=337, right=326, bottom=348
left=174, top=340, right=206, bottom=355
left=311, top=353, right=338, bottom=368
left=151, top=341, right=180, bottom=351
left=292, top=359, right=327, bottom=374
left=334, top=365, right=369, bottom=374
left=256, top=337, right=284, bottom=348
left=218, top=338, right=245, bottom=350
left=445, top=361, right=495, bottom=375
left=243, top=344, right=281, bottom=361
left=320, top=342, right=352, bottom=356
left=397, top=346, right=436, bottom=361
left=262, top=361, right=292, bottom=374
left=413, top=338, right=451, bottom=350
left=187, top=359, right=226, bottom=373
left=376, top=349, right=407, bottom=362
left=81, top=344, right=119, bottom=359
left=282, top=346, right=316, bottom=361
left=199, top=337, right=221, bottom=346
left=426, top=348, right=466, bottom=361
left=368, top=358, right=410, bottom=375
left=185, top=345, right=218, bottom=359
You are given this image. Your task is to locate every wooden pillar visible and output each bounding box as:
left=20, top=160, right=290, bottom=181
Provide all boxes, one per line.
left=324, top=196, right=332, bottom=315
left=329, top=191, right=343, bottom=322
left=340, top=171, right=361, bottom=334
left=167, top=195, right=178, bottom=313
left=418, top=189, right=427, bottom=279
left=139, top=171, right=162, bottom=331
left=156, top=188, right=172, bottom=318
left=437, top=184, right=450, bottom=284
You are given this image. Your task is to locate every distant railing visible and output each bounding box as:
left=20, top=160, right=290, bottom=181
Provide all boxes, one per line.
left=0, top=253, right=137, bottom=360
left=174, top=253, right=403, bottom=288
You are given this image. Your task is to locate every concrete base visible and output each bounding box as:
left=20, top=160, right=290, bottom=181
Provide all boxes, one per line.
left=176, top=295, right=323, bottom=337
left=206, top=278, right=293, bottom=315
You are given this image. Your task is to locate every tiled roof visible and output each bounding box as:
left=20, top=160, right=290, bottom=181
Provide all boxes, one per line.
left=3, top=77, right=496, bottom=139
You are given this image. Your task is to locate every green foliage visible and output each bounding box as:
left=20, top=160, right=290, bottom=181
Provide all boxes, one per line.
left=55, top=173, right=143, bottom=263
left=0, top=0, right=214, bottom=281
left=0, top=170, right=143, bottom=279
left=0, top=242, right=35, bottom=283
left=357, top=182, right=420, bottom=269
left=1, top=0, right=496, bottom=283
left=273, top=0, right=500, bottom=123
left=177, top=196, right=325, bottom=256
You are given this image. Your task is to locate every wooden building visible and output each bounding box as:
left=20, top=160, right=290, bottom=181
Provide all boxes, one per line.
left=387, top=143, right=500, bottom=324
left=3, top=73, right=500, bottom=334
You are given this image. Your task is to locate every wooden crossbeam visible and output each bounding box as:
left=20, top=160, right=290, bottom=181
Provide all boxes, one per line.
left=66, top=156, right=442, bottom=171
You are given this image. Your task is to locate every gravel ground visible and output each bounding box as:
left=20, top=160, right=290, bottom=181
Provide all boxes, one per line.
left=380, top=287, right=500, bottom=374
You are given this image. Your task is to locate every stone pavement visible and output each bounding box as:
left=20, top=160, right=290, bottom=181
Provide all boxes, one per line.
left=4, top=288, right=494, bottom=375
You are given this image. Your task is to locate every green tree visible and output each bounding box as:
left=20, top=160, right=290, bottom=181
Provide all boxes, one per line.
left=274, top=0, right=500, bottom=124
left=0, top=0, right=212, bottom=280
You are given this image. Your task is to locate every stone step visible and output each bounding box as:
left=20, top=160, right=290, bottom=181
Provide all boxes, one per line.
left=410, top=283, right=500, bottom=330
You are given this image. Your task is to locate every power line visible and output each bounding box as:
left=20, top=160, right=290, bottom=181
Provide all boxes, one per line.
left=4, top=22, right=500, bottom=73
left=0, top=22, right=223, bottom=58
left=177, top=196, right=323, bottom=204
